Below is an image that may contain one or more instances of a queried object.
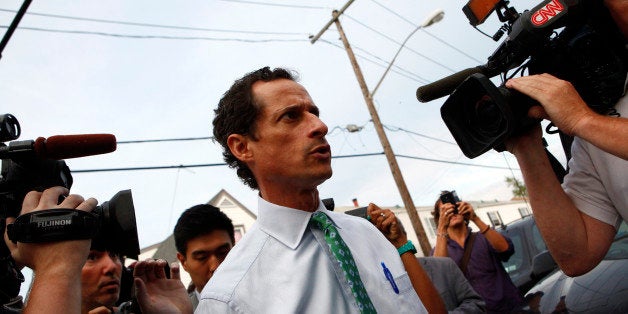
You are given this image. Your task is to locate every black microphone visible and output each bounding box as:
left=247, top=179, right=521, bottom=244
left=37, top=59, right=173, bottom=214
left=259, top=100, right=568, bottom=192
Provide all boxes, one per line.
left=416, top=66, right=487, bottom=103
left=0, top=134, right=117, bottom=160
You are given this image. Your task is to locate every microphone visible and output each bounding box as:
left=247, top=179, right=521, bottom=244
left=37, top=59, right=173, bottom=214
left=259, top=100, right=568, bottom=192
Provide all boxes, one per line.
left=416, top=66, right=487, bottom=103
left=0, top=134, right=117, bottom=160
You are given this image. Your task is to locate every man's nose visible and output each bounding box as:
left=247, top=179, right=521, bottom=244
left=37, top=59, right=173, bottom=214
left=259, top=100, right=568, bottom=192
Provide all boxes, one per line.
left=308, top=113, right=328, bottom=138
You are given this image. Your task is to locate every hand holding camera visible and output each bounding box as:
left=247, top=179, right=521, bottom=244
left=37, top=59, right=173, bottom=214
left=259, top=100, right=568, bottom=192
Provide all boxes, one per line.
left=6, top=186, right=97, bottom=272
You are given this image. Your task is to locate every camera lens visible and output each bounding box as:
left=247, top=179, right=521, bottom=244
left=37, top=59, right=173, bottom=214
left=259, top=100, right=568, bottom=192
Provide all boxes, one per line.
left=469, top=95, right=507, bottom=138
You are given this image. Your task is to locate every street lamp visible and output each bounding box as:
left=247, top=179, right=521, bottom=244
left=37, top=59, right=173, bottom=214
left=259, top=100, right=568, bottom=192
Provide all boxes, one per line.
left=371, top=9, right=445, bottom=97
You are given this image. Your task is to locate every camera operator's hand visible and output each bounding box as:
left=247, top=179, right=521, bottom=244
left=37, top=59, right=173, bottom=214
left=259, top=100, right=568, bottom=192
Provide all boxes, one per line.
left=366, top=203, right=407, bottom=248
left=133, top=259, right=192, bottom=314
left=506, top=73, right=628, bottom=160
left=4, top=186, right=98, bottom=314
left=5, top=187, right=97, bottom=271
left=505, top=73, right=594, bottom=136
left=504, top=122, right=544, bottom=157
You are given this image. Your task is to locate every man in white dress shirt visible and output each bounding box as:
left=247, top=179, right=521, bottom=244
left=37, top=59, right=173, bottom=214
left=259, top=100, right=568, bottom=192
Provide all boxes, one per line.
left=195, top=66, right=429, bottom=313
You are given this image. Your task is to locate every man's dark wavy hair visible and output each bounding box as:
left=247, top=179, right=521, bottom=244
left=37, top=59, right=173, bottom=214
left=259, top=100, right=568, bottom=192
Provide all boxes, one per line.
left=212, top=67, right=297, bottom=189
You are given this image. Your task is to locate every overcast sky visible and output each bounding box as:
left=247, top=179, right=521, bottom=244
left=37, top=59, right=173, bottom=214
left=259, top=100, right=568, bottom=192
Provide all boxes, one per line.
left=1, top=0, right=565, bottom=255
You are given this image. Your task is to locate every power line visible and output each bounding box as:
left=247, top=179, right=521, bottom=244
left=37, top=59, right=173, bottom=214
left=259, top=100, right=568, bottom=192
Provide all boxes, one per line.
left=383, top=124, right=457, bottom=145
left=71, top=151, right=518, bottom=173
left=396, top=154, right=518, bottom=170
left=343, top=14, right=457, bottom=73
left=366, top=0, right=484, bottom=64
left=216, top=0, right=331, bottom=10
left=117, top=136, right=214, bottom=144
left=0, top=25, right=310, bottom=42
left=0, top=8, right=308, bottom=36
left=318, top=38, right=429, bottom=84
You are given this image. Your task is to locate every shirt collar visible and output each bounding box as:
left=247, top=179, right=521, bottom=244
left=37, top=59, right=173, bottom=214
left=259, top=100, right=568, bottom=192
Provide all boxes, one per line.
left=256, top=196, right=328, bottom=250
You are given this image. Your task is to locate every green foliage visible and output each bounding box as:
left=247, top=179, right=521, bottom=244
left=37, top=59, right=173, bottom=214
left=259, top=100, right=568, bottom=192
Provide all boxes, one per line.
left=505, top=176, right=527, bottom=198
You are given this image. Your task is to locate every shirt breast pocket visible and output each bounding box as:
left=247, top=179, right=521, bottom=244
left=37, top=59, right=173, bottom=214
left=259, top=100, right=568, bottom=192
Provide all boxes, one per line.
left=379, top=271, right=413, bottom=296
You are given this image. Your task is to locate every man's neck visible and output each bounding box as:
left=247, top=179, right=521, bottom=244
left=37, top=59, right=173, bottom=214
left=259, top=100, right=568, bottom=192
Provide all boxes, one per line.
left=259, top=187, right=320, bottom=212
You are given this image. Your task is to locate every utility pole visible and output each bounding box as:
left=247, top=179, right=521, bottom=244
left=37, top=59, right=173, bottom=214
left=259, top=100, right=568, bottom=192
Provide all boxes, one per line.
left=311, top=6, right=432, bottom=256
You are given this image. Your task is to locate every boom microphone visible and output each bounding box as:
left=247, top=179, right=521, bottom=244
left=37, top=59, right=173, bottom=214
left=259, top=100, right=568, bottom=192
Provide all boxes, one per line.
left=416, top=66, right=487, bottom=103
left=0, top=134, right=117, bottom=160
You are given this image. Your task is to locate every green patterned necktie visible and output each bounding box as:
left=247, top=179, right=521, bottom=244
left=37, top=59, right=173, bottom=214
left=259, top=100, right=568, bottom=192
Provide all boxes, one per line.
left=310, top=211, right=377, bottom=314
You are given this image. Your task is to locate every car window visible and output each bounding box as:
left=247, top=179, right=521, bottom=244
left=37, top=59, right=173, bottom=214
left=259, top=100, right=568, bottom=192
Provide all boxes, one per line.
left=531, top=222, right=547, bottom=253
left=503, top=231, right=523, bottom=274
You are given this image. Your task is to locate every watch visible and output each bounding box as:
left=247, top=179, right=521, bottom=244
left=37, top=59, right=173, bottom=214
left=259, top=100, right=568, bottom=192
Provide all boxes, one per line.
left=397, top=240, right=418, bottom=256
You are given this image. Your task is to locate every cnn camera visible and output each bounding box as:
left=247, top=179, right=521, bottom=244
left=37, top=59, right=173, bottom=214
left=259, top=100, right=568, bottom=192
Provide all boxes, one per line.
left=417, top=0, right=627, bottom=158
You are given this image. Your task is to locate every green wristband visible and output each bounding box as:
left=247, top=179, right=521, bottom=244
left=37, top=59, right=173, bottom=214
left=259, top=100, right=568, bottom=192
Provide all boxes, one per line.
left=397, top=240, right=417, bottom=256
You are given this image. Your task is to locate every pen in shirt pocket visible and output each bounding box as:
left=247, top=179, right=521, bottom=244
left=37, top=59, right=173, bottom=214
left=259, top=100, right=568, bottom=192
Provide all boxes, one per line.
left=381, top=262, right=399, bottom=294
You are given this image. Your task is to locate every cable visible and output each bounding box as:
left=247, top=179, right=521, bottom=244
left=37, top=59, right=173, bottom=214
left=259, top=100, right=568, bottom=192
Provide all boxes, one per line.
left=382, top=124, right=457, bottom=145
left=71, top=152, right=518, bottom=173
left=216, top=0, right=331, bottom=10
left=318, top=38, right=429, bottom=84
left=343, top=14, right=457, bottom=73
left=0, top=8, right=308, bottom=36
left=0, top=25, right=311, bottom=42
left=367, top=0, right=484, bottom=64
left=117, top=136, right=213, bottom=144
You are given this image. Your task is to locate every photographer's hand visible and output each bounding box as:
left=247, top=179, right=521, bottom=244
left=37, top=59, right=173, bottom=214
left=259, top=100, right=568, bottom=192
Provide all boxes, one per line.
left=366, top=204, right=447, bottom=314
left=9, top=186, right=98, bottom=314
left=505, top=74, right=593, bottom=136
left=133, top=259, right=192, bottom=314
left=506, top=73, right=628, bottom=160
left=459, top=202, right=509, bottom=252
left=366, top=203, right=406, bottom=248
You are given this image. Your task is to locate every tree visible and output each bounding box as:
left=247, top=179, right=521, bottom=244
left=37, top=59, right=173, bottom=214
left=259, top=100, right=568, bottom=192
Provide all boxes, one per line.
left=505, top=176, right=527, bottom=198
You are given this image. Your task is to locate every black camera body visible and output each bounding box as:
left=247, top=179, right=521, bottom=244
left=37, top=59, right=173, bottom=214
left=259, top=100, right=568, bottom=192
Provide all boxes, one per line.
left=439, top=191, right=461, bottom=215
left=419, top=0, right=627, bottom=158
left=0, top=114, right=138, bottom=305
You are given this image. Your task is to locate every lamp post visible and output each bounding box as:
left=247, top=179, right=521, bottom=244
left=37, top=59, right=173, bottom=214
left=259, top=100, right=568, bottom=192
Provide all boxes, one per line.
left=371, top=9, right=444, bottom=97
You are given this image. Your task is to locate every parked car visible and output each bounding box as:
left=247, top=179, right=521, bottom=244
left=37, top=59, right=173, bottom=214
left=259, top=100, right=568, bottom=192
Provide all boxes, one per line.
left=497, top=215, right=558, bottom=294
left=522, top=222, right=628, bottom=313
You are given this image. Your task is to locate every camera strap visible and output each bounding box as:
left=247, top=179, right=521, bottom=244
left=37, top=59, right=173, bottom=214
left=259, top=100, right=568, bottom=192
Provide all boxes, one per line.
left=6, top=209, right=99, bottom=243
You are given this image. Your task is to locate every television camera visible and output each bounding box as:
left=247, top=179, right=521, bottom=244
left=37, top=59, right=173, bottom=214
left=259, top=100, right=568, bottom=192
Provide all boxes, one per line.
left=416, top=0, right=627, bottom=159
left=0, top=113, right=139, bottom=306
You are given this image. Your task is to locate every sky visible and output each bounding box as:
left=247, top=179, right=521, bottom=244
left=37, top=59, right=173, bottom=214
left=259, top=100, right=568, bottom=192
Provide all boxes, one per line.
left=1, top=0, right=568, bottom=254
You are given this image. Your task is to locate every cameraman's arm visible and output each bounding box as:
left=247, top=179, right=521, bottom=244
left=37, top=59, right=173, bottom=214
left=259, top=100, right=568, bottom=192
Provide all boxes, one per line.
left=506, top=126, right=616, bottom=276
left=604, top=0, right=628, bottom=39
left=5, top=187, right=97, bottom=314
left=505, top=74, right=628, bottom=160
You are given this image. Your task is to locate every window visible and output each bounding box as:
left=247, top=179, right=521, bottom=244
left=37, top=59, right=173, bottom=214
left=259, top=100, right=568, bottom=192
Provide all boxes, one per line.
left=424, top=217, right=437, bottom=238
left=518, top=207, right=531, bottom=218
left=234, top=225, right=246, bottom=243
left=487, top=211, right=503, bottom=227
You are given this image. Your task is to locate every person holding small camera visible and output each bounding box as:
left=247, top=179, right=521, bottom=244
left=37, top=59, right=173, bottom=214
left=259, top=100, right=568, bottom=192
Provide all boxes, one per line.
left=431, top=191, right=523, bottom=314
left=504, top=0, right=627, bottom=277
left=3, top=186, right=98, bottom=314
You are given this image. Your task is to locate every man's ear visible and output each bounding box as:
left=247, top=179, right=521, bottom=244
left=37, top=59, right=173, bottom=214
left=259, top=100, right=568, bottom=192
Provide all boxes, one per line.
left=227, top=134, right=253, bottom=162
left=176, top=252, right=188, bottom=271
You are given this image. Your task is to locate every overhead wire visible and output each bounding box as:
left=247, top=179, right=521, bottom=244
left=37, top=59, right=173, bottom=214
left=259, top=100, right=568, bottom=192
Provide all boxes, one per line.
left=216, top=0, right=331, bottom=10
left=343, top=14, right=457, bottom=73
left=367, top=0, right=484, bottom=64
left=71, top=151, right=518, bottom=173
left=0, top=8, right=308, bottom=36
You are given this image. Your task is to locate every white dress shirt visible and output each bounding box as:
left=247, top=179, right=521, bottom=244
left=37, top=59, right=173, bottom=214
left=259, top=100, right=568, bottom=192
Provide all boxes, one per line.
left=196, top=197, right=427, bottom=313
